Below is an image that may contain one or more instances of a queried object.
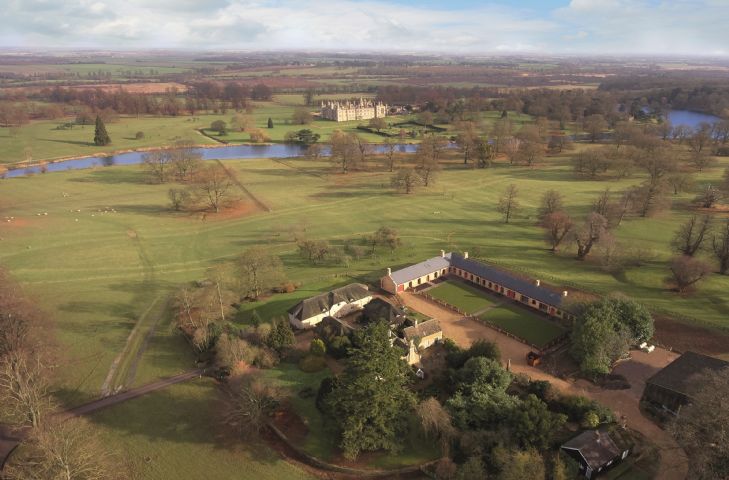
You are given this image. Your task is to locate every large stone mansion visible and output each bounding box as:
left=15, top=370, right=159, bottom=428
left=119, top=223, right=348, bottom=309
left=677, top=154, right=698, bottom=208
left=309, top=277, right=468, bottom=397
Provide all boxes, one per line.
left=320, top=98, right=388, bottom=122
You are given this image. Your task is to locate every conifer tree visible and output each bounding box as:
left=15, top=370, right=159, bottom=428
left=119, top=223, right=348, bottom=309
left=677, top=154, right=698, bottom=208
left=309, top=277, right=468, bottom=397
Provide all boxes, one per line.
left=267, top=117, right=274, bottom=129
left=93, top=115, right=111, bottom=146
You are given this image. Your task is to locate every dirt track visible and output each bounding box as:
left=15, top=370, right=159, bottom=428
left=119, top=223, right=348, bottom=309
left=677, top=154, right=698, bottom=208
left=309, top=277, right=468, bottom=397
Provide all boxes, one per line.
left=400, top=292, right=689, bottom=480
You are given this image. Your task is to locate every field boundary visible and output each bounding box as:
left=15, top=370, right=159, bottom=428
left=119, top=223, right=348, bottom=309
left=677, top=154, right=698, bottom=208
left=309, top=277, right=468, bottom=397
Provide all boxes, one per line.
left=213, top=159, right=273, bottom=212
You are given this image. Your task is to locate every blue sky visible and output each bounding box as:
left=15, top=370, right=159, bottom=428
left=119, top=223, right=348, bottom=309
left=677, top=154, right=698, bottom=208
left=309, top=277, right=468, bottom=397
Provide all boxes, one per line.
left=1, top=0, right=726, bottom=55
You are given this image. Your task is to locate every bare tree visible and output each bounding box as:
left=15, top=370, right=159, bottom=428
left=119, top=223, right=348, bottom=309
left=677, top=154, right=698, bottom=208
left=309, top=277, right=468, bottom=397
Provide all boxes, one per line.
left=572, top=212, right=608, bottom=260
left=668, top=255, right=712, bottom=293
left=141, top=150, right=172, bottom=183
left=688, top=151, right=716, bottom=172
left=5, top=417, right=123, bottom=480
left=583, top=114, right=607, bottom=143
left=669, top=368, right=729, bottom=480
left=193, top=164, right=235, bottom=213
left=330, top=130, right=359, bottom=173
left=672, top=215, right=712, bottom=256
left=382, top=138, right=398, bottom=172
left=292, top=107, right=313, bottom=125
left=497, top=184, right=520, bottom=224
left=712, top=219, right=729, bottom=274
left=416, top=397, right=455, bottom=455
left=455, top=122, right=479, bottom=166
left=223, top=373, right=281, bottom=439
left=538, top=190, right=564, bottom=222
left=391, top=168, right=424, bottom=194
left=491, top=117, right=513, bottom=153
left=237, top=247, right=286, bottom=300
left=667, top=173, right=695, bottom=195
left=695, top=184, right=722, bottom=209
left=542, top=211, right=573, bottom=252
left=631, top=180, right=671, bottom=217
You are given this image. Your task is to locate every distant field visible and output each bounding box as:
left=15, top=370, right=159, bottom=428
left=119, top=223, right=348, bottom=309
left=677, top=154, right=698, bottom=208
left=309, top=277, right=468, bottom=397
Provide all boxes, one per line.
left=479, top=305, right=566, bottom=348
left=427, top=280, right=499, bottom=314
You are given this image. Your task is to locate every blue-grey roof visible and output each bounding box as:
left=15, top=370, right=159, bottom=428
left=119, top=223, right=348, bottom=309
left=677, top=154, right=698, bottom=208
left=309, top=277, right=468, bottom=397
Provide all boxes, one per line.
left=389, top=254, right=451, bottom=285
left=449, top=253, right=564, bottom=308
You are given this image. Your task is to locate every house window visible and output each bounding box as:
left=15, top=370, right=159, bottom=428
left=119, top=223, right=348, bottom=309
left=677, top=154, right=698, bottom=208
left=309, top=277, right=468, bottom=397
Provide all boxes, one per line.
left=409, top=282, right=413, bottom=288
left=418, top=278, right=421, bottom=285
left=434, top=272, right=438, bottom=278
left=488, top=282, right=492, bottom=288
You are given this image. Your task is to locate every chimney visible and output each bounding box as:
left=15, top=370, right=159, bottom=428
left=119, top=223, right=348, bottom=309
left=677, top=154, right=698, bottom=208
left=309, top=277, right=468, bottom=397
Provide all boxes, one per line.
left=387, top=267, right=392, bottom=276
left=440, top=249, right=445, bottom=257
left=464, top=252, right=469, bottom=259
left=535, top=279, right=541, bottom=287
left=563, top=290, right=568, bottom=297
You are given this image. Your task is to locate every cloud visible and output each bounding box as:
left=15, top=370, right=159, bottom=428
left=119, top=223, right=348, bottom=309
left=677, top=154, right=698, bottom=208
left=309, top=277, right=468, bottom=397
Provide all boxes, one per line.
left=0, top=0, right=726, bottom=55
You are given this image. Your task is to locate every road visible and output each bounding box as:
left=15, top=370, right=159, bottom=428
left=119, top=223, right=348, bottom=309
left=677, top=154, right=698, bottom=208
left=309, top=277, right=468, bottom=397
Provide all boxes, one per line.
left=400, top=292, right=689, bottom=480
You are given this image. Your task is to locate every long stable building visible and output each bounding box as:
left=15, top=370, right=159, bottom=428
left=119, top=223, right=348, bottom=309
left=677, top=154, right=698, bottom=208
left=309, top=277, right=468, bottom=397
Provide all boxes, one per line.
left=381, top=251, right=572, bottom=319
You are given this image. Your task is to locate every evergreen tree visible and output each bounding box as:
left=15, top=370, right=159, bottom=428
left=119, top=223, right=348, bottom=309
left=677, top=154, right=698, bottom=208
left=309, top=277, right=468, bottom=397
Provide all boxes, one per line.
left=267, top=117, right=274, bottom=129
left=93, top=115, right=111, bottom=146
left=266, top=317, right=294, bottom=352
left=329, top=321, right=416, bottom=459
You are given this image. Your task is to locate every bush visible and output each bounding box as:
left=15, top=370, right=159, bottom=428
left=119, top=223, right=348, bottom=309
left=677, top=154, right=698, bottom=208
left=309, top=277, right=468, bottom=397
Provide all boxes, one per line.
left=298, top=386, right=315, bottom=399
left=299, top=354, right=327, bottom=373
left=446, top=339, right=500, bottom=369
left=253, top=347, right=278, bottom=369
left=316, top=377, right=339, bottom=413
left=135, top=131, right=145, bottom=139
left=310, top=339, right=326, bottom=356
left=327, top=335, right=351, bottom=359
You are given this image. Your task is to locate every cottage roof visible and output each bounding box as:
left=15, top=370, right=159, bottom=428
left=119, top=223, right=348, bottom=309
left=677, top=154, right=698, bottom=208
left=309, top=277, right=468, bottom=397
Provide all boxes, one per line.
left=403, top=319, right=442, bottom=341
left=362, top=298, right=406, bottom=325
left=562, top=429, right=622, bottom=470
left=449, top=253, right=565, bottom=309
left=645, top=351, right=729, bottom=396
left=288, top=283, right=370, bottom=321
left=389, top=254, right=451, bottom=285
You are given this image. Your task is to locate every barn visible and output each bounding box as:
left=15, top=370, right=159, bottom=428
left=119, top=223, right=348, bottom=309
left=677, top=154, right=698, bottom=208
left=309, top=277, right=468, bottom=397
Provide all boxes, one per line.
left=561, top=429, right=631, bottom=479
left=641, top=351, right=729, bottom=416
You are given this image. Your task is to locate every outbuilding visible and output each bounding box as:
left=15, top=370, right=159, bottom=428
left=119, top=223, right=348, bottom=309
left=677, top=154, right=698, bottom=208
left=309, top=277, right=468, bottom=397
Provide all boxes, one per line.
left=561, top=429, right=631, bottom=479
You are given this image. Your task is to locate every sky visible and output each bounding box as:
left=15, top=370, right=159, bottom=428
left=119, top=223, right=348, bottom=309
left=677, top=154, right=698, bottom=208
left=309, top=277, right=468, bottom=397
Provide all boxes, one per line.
left=0, top=0, right=727, bottom=56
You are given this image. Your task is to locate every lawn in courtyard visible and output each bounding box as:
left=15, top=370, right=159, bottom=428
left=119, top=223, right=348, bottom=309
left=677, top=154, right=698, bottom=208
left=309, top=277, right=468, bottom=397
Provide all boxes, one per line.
left=426, top=280, right=499, bottom=314
left=480, top=304, right=566, bottom=348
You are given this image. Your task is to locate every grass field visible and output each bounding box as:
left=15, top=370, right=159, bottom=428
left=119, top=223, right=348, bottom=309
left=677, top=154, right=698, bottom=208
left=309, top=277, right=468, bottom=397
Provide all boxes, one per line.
left=1, top=146, right=729, bottom=476
left=90, top=378, right=315, bottom=480
left=479, top=305, right=566, bottom=348
left=426, top=280, right=499, bottom=314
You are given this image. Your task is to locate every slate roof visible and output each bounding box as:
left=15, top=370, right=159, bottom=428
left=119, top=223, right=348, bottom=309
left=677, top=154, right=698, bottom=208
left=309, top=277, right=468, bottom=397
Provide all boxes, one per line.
left=362, top=298, right=406, bottom=325
left=449, top=253, right=565, bottom=309
left=288, top=283, right=370, bottom=321
left=389, top=254, right=452, bottom=285
left=403, top=319, right=442, bottom=341
left=645, top=351, right=729, bottom=396
left=562, top=429, right=622, bottom=470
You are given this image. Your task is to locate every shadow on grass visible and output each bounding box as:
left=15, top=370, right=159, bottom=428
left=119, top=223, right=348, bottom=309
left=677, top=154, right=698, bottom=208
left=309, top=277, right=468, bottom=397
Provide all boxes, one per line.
left=70, top=169, right=148, bottom=184
left=37, top=138, right=94, bottom=147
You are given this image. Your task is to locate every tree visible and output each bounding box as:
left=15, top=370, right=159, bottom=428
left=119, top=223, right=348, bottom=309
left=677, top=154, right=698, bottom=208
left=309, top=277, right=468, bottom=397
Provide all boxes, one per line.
left=267, top=317, right=295, bottom=352
left=672, top=215, right=711, bottom=256
left=418, top=111, right=434, bottom=126
left=141, top=150, right=172, bottom=183
left=237, top=247, right=286, bottom=300
left=328, top=321, right=416, bottom=459
left=330, top=130, right=359, bottom=173
left=223, top=373, right=281, bottom=438
left=631, top=180, right=671, bottom=217
left=417, top=397, right=456, bottom=454
left=192, top=163, right=234, bottom=213
left=475, top=137, right=495, bottom=168
left=583, top=114, right=607, bottom=143
left=169, top=140, right=203, bottom=181
left=712, top=219, right=729, bottom=274
left=211, top=119, right=227, bottom=135
left=688, top=151, right=716, bottom=172
left=267, top=117, right=274, bottom=128
left=667, top=173, right=695, bottom=195
left=455, top=122, right=479, bottom=166
left=542, top=211, right=573, bottom=252
left=669, top=255, right=712, bottom=293
left=216, top=334, right=255, bottom=369
left=4, top=416, right=124, bottom=480
left=456, top=456, right=487, bottom=480
left=391, top=168, right=424, bottom=194
left=572, top=212, right=608, bottom=260
left=495, top=448, right=546, bottom=480
left=695, top=184, right=722, bottom=209
left=93, top=115, right=111, bottom=146
left=305, top=143, right=323, bottom=161
left=383, top=137, right=398, bottom=172
left=570, top=300, right=632, bottom=376
left=230, top=113, right=253, bottom=132
left=310, top=338, right=326, bottom=356
left=491, top=117, right=513, bottom=153
left=292, top=107, right=313, bottom=125
left=670, top=368, right=729, bottom=480
left=285, top=129, right=320, bottom=145
left=368, top=117, right=387, bottom=132
left=571, top=149, right=608, bottom=178
left=509, top=394, right=566, bottom=449
left=497, top=184, right=519, bottom=224
left=168, top=188, right=191, bottom=211
left=370, top=226, right=402, bottom=253
left=538, top=190, right=564, bottom=222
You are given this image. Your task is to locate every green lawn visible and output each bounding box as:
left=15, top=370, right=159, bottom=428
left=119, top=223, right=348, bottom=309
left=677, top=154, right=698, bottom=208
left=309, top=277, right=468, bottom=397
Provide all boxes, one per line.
left=479, top=305, right=566, bottom=348
left=89, top=378, right=315, bottom=480
left=262, top=362, right=439, bottom=469
left=427, top=280, right=499, bottom=314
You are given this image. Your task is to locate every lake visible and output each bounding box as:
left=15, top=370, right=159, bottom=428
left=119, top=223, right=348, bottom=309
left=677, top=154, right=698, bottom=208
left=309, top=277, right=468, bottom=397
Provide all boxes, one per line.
left=666, top=110, right=722, bottom=129
left=2, top=142, right=421, bottom=178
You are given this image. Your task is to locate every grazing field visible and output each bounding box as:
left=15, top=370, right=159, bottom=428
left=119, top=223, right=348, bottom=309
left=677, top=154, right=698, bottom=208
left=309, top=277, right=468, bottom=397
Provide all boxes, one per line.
left=479, top=305, right=566, bottom=348
left=90, top=378, right=315, bottom=480
left=426, top=280, right=499, bottom=314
